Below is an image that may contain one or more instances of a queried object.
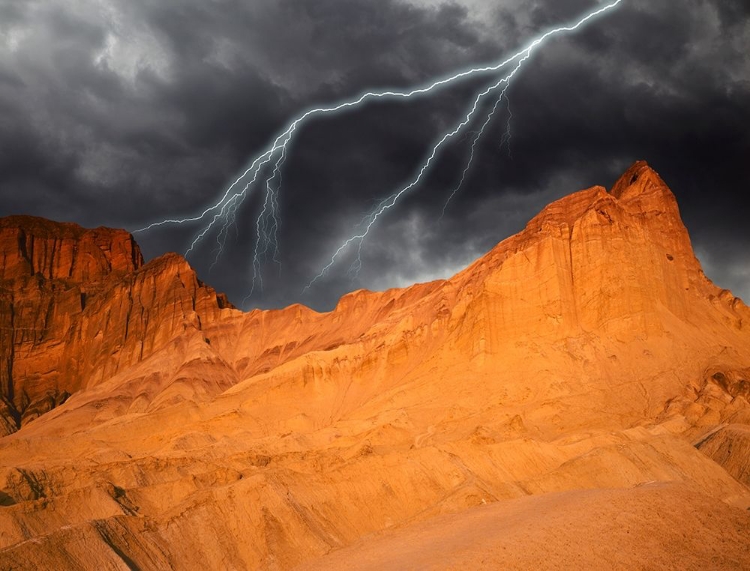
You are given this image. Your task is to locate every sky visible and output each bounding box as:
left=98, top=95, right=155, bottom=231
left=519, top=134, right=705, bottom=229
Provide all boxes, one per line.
left=0, top=0, right=748, bottom=310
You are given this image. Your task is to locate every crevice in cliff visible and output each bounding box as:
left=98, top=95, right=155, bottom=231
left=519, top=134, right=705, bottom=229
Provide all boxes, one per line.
left=41, top=296, right=54, bottom=345
left=92, top=523, right=140, bottom=571
left=124, top=298, right=132, bottom=342
left=6, top=303, right=14, bottom=405
left=16, top=230, right=29, bottom=273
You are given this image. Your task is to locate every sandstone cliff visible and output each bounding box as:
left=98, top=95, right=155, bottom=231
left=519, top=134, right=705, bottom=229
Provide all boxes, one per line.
left=0, top=163, right=748, bottom=570
left=0, top=216, right=234, bottom=434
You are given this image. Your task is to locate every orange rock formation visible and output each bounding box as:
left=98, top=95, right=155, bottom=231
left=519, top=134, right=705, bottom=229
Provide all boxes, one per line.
left=0, top=162, right=748, bottom=569
left=0, top=216, right=232, bottom=434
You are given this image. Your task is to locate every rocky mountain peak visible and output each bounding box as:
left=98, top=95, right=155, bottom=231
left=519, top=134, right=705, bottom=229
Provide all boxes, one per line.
left=610, top=160, right=667, bottom=200
left=0, top=218, right=233, bottom=434
left=0, top=215, right=143, bottom=282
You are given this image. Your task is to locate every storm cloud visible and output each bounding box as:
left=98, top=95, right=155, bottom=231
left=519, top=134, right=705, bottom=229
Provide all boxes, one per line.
left=0, top=0, right=748, bottom=309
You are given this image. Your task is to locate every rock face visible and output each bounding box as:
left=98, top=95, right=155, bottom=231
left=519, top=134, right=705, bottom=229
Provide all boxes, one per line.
left=0, top=162, right=749, bottom=570
left=0, top=216, right=234, bottom=434
left=0, top=215, right=143, bottom=282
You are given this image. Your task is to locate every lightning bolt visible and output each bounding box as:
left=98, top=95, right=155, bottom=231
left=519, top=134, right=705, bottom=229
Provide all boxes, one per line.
left=250, top=145, right=287, bottom=295
left=306, top=0, right=623, bottom=289
left=135, top=0, right=623, bottom=301
left=305, top=55, right=529, bottom=290
left=439, top=87, right=510, bottom=222
left=500, top=95, right=513, bottom=158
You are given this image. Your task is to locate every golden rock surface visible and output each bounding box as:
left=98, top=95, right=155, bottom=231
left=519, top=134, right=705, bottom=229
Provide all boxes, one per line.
left=0, top=162, right=748, bottom=569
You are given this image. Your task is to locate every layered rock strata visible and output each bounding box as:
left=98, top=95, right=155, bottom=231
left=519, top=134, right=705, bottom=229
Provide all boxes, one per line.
left=0, top=162, right=748, bottom=569
left=0, top=216, right=233, bottom=434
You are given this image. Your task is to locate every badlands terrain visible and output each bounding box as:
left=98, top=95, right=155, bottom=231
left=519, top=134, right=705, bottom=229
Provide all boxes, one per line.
left=0, top=161, right=749, bottom=569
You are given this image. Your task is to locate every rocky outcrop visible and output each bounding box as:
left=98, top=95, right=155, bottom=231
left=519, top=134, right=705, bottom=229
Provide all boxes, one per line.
left=195, top=161, right=749, bottom=434
left=697, top=424, right=750, bottom=486
left=0, top=216, right=234, bottom=434
left=0, top=163, right=749, bottom=570
left=0, top=215, right=143, bottom=282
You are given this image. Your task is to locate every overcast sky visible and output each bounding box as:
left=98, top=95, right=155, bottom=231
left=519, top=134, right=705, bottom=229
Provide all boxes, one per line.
left=0, top=0, right=748, bottom=310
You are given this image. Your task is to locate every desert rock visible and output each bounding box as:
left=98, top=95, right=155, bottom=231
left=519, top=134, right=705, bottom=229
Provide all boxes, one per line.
left=0, top=162, right=748, bottom=569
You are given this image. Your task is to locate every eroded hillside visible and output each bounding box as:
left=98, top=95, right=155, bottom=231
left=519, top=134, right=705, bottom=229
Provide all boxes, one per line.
left=0, top=162, right=748, bottom=570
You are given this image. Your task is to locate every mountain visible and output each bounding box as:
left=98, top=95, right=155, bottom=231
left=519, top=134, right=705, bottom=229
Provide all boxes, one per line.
left=0, top=162, right=748, bottom=569
left=0, top=216, right=233, bottom=434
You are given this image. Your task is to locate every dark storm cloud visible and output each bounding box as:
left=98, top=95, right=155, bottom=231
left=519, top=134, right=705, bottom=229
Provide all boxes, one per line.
left=0, top=0, right=748, bottom=309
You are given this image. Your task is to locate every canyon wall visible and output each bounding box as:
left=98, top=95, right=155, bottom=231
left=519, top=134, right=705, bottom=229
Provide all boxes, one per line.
left=0, top=216, right=234, bottom=433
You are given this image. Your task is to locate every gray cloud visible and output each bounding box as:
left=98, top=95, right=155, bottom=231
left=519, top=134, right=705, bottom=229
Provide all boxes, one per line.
left=0, top=0, right=748, bottom=309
